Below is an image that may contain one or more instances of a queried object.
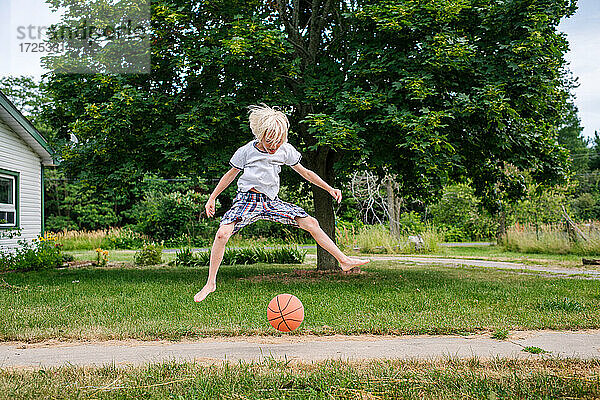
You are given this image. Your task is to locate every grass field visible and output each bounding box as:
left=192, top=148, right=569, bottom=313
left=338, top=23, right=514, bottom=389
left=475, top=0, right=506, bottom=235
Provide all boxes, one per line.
left=1, top=259, right=599, bottom=342
left=438, top=245, right=585, bottom=263
left=1, top=359, right=599, bottom=399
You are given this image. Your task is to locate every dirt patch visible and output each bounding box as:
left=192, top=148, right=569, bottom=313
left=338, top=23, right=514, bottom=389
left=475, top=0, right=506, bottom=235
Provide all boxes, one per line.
left=241, top=268, right=366, bottom=283
left=62, top=260, right=95, bottom=268
left=3, top=330, right=600, bottom=348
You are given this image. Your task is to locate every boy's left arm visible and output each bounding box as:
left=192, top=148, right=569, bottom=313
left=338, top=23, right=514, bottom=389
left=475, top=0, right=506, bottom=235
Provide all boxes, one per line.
left=291, top=164, right=342, bottom=203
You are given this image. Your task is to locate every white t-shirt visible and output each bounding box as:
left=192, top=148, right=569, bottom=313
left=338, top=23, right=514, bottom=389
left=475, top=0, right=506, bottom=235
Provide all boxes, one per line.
left=229, top=140, right=302, bottom=200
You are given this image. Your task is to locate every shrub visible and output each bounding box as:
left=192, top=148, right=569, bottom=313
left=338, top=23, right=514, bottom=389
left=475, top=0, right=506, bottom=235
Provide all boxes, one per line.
left=430, top=184, right=496, bottom=241
left=174, top=246, right=306, bottom=267
left=0, top=235, right=64, bottom=272
left=173, top=247, right=201, bottom=267
left=570, top=193, right=600, bottom=221
left=134, top=242, right=164, bottom=266
left=72, top=200, right=119, bottom=230
left=396, top=211, right=426, bottom=235
left=437, top=225, right=470, bottom=242
left=131, top=190, right=207, bottom=242
left=45, top=215, right=78, bottom=232
left=509, top=187, right=567, bottom=225
left=55, top=227, right=147, bottom=251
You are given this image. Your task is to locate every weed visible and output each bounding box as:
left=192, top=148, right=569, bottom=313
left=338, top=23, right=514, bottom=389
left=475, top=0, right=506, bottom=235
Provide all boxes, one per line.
left=523, top=346, right=549, bottom=354
left=538, top=297, right=584, bottom=312
left=491, top=328, right=509, bottom=340
left=134, top=242, right=164, bottom=266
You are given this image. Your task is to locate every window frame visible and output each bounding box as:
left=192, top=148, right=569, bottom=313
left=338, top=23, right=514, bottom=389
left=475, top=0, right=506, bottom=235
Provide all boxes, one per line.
left=0, top=169, right=19, bottom=229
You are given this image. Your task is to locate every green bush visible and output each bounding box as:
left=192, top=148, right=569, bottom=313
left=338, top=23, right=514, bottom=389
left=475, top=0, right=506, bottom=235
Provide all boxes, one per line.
left=173, top=247, right=200, bottom=267
left=45, top=215, right=78, bottom=232
left=396, top=211, right=426, bottom=235
left=72, top=200, right=120, bottom=231
left=509, top=188, right=566, bottom=225
left=131, top=190, right=208, bottom=241
left=430, top=184, right=496, bottom=241
left=0, top=236, right=64, bottom=272
left=437, top=225, right=470, bottom=242
left=570, top=193, right=600, bottom=221
left=134, top=242, right=164, bottom=266
left=174, top=246, right=306, bottom=267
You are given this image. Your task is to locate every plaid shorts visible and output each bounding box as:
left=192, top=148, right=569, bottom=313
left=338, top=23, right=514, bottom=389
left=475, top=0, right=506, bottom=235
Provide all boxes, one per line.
left=221, top=191, right=309, bottom=234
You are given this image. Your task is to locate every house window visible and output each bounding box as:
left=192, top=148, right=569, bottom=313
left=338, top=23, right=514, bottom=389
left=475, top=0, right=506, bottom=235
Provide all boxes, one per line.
left=0, top=174, right=16, bottom=227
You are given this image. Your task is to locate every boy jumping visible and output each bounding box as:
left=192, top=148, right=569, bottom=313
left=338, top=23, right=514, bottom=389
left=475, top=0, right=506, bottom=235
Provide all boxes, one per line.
left=194, top=104, right=370, bottom=302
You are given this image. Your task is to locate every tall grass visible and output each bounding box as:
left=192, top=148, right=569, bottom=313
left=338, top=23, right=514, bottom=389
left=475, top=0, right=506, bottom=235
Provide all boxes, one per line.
left=55, top=227, right=147, bottom=251
left=337, top=223, right=441, bottom=254
left=502, top=222, right=600, bottom=255
left=55, top=228, right=108, bottom=250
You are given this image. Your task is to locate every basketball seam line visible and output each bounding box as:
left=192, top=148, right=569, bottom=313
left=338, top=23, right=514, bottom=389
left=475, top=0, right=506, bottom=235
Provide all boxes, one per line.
left=267, top=306, right=303, bottom=321
left=280, top=295, right=293, bottom=313
left=276, top=296, right=292, bottom=332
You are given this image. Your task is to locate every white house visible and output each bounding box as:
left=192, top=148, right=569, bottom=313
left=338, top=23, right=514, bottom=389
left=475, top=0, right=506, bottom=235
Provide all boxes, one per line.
left=0, top=90, right=56, bottom=251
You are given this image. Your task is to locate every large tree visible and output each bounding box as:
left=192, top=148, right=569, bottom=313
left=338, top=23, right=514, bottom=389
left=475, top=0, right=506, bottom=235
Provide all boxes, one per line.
left=44, top=0, right=576, bottom=268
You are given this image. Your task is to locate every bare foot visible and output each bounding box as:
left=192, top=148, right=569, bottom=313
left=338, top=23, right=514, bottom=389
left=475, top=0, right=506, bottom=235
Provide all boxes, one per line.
left=194, top=282, right=216, bottom=302
left=340, top=257, right=370, bottom=272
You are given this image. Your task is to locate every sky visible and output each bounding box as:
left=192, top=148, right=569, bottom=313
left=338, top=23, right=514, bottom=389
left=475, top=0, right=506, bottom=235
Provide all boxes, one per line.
left=1, top=0, right=598, bottom=138
left=559, top=0, right=600, bottom=139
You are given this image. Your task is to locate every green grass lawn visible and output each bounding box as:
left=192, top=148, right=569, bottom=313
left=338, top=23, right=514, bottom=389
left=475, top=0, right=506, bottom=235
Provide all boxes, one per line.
left=437, top=245, right=585, bottom=263
left=357, top=244, right=592, bottom=270
left=1, top=359, right=598, bottom=399
left=1, top=260, right=599, bottom=342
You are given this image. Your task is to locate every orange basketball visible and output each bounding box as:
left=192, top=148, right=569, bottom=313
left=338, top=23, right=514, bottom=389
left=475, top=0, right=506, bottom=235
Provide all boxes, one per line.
left=267, top=294, right=304, bottom=332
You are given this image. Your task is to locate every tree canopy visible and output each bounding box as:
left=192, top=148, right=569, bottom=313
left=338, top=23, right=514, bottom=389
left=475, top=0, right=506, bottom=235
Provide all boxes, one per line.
left=43, top=0, right=578, bottom=268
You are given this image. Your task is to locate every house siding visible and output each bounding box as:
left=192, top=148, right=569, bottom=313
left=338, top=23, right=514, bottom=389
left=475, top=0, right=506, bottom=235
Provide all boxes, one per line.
left=0, top=118, right=43, bottom=251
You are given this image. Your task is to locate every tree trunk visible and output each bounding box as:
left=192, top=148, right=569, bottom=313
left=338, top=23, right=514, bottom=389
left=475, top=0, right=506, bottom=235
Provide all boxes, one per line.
left=306, top=147, right=339, bottom=270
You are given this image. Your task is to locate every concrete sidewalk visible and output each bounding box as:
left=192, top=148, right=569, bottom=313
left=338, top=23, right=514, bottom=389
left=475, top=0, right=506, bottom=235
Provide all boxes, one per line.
left=2, top=331, right=599, bottom=369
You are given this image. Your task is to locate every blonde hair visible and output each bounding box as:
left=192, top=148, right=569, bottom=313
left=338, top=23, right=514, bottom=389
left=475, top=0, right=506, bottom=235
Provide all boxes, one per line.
left=248, top=103, right=289, bottom=143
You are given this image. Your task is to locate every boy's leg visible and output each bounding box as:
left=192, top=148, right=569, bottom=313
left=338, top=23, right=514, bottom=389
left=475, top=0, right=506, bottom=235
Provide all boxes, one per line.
left=295, top=216, right=369, bottom=271
left=194, top=222, right=236, bottom=302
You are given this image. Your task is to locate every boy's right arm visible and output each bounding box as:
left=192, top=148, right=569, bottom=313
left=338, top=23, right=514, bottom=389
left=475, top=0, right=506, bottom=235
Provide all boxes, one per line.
left=205, top=167, right=241, bottom=217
